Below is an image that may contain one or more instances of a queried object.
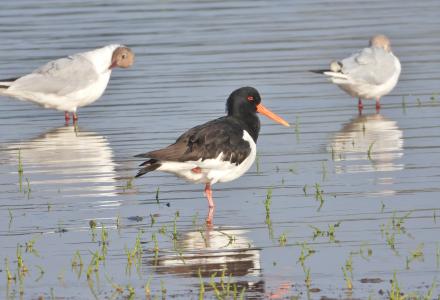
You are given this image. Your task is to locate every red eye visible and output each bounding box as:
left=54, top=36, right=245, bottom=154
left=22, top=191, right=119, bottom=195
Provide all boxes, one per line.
left=247, top=96, right=254, bottom=101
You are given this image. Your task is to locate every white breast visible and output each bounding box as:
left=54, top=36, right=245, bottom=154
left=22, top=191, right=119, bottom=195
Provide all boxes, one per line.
left=213, top=130, right=256, bottom=183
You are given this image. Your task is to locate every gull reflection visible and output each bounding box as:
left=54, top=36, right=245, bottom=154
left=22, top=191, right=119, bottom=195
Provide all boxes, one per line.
left=329, top=114, right=404, bottom=173
left=148, top=228, right=263, bottom=293
left=4, top=126, right=118, bottom=199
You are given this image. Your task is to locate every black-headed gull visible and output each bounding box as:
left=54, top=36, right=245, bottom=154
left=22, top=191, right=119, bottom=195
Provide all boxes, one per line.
left=312, top=35, right=401, bottom=112
left=0, top=44, right=134, bottom=123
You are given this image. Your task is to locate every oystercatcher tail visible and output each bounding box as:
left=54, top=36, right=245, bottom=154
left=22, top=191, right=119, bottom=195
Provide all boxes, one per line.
left=135, top=87, right=289, bottom=224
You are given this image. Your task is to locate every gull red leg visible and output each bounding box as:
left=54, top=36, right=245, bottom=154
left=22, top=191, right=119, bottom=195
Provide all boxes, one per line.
left=375, top=97, right=381, bottom=112
left=358, top=98, right=363, bottom=114
left=204, top=183, right=215, bottom=224
left=64, top=111, right=70, bottom=123
left=73, top=112, right=78, bottom=123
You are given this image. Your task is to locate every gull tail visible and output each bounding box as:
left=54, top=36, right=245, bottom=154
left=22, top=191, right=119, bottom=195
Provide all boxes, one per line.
left=134, top=155, right=161, bottom=178
left=0, top=77, right=18, bottom=90
left=310, top=61, right=344, bottom=76
left=309, top=69, right=329, bottom=74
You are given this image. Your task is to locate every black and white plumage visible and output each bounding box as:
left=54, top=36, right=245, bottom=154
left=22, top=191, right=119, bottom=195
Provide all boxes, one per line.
left=135, top=87, right=289, bottom=224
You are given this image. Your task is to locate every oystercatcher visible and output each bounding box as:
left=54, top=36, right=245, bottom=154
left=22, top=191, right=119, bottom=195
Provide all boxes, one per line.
left=135, top=87, right=289, bottom=224
left=0, top=45, right=134, bottom=123
left=311, top=35, right=401, bottom=113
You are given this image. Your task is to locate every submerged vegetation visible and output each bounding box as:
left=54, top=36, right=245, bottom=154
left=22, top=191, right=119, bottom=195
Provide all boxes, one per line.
left=2, top=93, right=440, bottom=299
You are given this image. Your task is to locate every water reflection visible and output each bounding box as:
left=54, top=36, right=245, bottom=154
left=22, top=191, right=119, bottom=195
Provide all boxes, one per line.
left=148, top=228, right=263, bottom=293
left=3, top=126, right=118, bottom=198
left=329, top=114, right=404, bottom=173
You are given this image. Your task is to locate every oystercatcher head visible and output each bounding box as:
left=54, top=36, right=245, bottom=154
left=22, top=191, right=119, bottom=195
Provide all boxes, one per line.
left=135, top=86, right=289, bottom=224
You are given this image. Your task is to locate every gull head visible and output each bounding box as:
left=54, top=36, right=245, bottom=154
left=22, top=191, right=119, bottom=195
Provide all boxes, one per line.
left=369, top=34, right=392, bottom=52
left=330, top=60, right=342, bottom=72
left=110, top=46, right=135, bottom=69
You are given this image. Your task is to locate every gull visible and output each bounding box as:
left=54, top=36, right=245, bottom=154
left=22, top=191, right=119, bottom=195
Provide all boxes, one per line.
left=0, top=44, right=134, bottom=123
left=312, top=35, right=401, bottom=112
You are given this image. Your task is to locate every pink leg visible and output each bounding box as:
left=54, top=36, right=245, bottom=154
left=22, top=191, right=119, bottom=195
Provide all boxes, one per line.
left=64, top=111, right=70, bottom=123
left=375, top=97, right=381, bottom=112
left=358, top=98, right=363, bottom=114
left=73, top=112, right=78, bottom=123
left=204, top=183, right=215, bottom=224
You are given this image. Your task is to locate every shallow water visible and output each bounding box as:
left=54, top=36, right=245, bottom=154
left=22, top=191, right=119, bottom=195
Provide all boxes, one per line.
left=1, top=0, right=440, bottom=299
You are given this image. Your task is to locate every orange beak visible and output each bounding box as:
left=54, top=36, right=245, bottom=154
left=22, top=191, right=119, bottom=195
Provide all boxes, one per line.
left=256, top=103, right=290, bottom=127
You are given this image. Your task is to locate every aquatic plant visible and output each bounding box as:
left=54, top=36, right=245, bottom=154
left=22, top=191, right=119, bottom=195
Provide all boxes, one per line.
left=392, top=211, right=412, bottom=233
left=288, top=164, right=297, bottom=174
left=127, top=284, right=136, bottom=299
left=152, top=232, right=159, bottom=263
left=436, top=243, right=440, bottom=269
left=255, top=153, right=261, bottom=174
left=71, top=250, right=84, bottom=279
left=295, top=116, right=300, bottom=142
left=24, top=177, right=31, bottom=199
left=18, top=149, right=23, bottom=192
left=25, top=236, right=40, bottom=257
left=149, top=213, right=156, bottom=227
left=209, top=270, right=246, bottom=300
left=35, top=265, right=45, bottom=282
left=341, top=266, right=353, bottom=290
left=198, top=268, right=205, bottom=300
left=161, top=280, right=167, bottom=299
left=219, top=231, right=236, bottom=247
left=381, top=201, right=386, bottom=213
left=367, top=141, right=375, bottom=160
left=264, top=187, right=272, bottom=215
left=116, top=214, right=121, bottom=230
left=321, top=161, right=327, bottom=181
left=16, top=244, right=28, bottom=277
left=89, top=219, right=97, bottom=241
left=172, top=211, right=180, bottom=241
left=314, top=183, right=324, bottom=210
left=192, top=212, right=199, bottom=226
left=100, top=223, right=109, bottom=259
left=144, top=275, right=153, bottom=299
left=125, top=231, right=143, bottom=274
left=388, top=272, right=404, bottom=300
left=8, top=209, right=13, bottom=229
left=303, top=266, right=311, bottom=289
left=159, top=225, right=167, bottom=235
left=310, top=222, right=340, bottom=242
left=264, top=187, right=274, bottom=239
left=155, top=187, right=160, bottom=203
left=297, top=242, right=315, bottom=268
left=5, top=257, right=15, bottom=282
left=430, top=93, right=438, bottom=103
left=105, top=274, right=124, bottom=298
left=406, top=243, right=424, bottom=269
left=278, top=232, right=287, bottom=246
left=422, top=279, right=437, bottom=300
left=330, top=146, right=336, bottom=161
left=401, top=96, right=407, bottom=112
left=359, top=242, right=373, bottom=260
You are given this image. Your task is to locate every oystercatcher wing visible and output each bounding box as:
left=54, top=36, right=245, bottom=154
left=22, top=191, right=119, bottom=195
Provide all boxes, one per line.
left=135, top=116, right=256, bottom=184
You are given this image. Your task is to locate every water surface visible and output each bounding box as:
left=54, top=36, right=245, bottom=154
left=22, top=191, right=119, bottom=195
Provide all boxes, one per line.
left=1, top=0, right=440, bottom=299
